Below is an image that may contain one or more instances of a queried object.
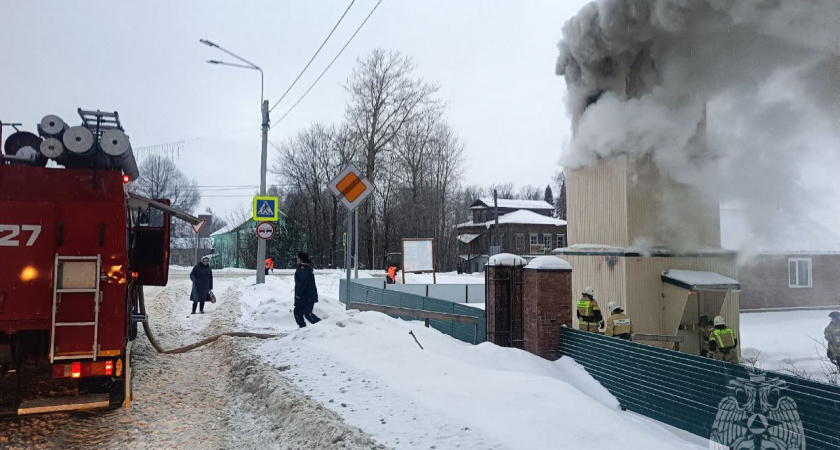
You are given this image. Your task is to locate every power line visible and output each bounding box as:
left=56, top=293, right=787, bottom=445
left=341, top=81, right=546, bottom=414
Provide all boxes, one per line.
left=270, top=0, right=384, bottom=129
left=268, top=0, right=357, bottom=114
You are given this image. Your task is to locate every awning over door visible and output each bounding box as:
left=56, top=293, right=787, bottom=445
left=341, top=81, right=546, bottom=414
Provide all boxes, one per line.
left=661, top=270, right=741, bottom=292
left=457, top=234, right=481, bottom=244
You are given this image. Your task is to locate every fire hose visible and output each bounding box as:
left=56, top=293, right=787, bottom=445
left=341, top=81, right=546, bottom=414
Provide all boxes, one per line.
left=137, top=287, right=277, bottom=354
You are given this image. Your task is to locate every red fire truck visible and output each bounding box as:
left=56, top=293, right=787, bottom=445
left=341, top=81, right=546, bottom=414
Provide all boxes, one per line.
left=0, top=111, right=197, bottom=415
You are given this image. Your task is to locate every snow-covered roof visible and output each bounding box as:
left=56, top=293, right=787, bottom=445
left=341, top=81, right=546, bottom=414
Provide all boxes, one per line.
left=470, top=198, right=554, bottom=211
left=455, top=220, right=476, bottom=229
left=457, top=234, right=481, bottom=244
left=492, top=210, right=565, bottom=227
left=721, top=208, right=840, bottom=254
left=486, top=253, right=527, bottom=267
left=524, top=256, right=572, bottom=271
left=661, top=270, right=741, bottom=292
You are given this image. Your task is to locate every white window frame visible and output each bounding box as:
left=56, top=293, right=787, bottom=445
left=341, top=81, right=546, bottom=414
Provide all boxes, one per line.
left=556, top=234, right=567, bottom=248
left=788, top=258, right=812, bottom=288
left=530, top=233, right=539, bottom=246
left=515, top=233, right=525, bottom=252
left=543, top=234, right=552, bottom=250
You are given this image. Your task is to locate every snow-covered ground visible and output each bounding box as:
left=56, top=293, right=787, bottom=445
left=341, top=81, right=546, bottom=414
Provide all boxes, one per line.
left=236, top=271, right=707, bottom=449
left=741, top=309, right=839, bottom=383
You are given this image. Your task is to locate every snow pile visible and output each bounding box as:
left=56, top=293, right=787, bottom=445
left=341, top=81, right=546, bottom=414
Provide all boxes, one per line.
left=237, top=277, right=706, bottom=449
left=525, top=255, right=572, bottom=271
left=217, top=337, right=385, bottom=450
left=486, top=253, right=527, bottom=267
left=556, top=0, right=840, bottom=247
left=741, top=309, right=838, bottom=383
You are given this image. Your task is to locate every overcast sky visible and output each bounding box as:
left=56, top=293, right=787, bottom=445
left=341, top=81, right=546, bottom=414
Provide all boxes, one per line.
left=0, top=0, right=590, bottom=217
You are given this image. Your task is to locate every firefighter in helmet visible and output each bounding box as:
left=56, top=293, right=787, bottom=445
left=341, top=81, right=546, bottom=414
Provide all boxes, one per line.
left=825, top=311, right=840, bottom=368
left=604, top=302, right=633, bottom=340
left=708, top=316, right=739, bottom=364
left=576, top=287, right=602, bottom=333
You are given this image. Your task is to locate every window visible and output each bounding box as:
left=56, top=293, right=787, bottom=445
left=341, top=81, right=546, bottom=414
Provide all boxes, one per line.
left=530, top=234, right=539, bottom=246
left=788, top=258, right=812, bottom=288
left=556, top=234, right=567, bottom=248
left=543, top=234, right=552, bottom=250
left=515, top=234, right=525, bottom=251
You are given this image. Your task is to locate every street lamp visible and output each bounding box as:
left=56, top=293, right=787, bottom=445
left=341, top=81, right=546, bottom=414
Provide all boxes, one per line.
left=200, top=38, right=270, bottom=284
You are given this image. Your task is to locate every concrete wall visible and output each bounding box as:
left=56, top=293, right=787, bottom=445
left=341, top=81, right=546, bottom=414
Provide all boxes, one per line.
left=738, top=254, right=840, bottom=310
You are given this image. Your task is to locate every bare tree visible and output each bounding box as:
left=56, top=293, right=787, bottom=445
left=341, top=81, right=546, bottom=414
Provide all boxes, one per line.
left=345, top=49, right=442, bottom=267
left=517, top=185, right=543, bottom=201
left=554, top=170, right=567, bottom=220
left=130, top=155, right=201, bottom=238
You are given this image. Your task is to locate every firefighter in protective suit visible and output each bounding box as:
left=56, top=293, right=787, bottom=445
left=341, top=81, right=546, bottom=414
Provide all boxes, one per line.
left=678, top=315, right=715, bottom=357
left=604, top=302, right=633, bottom=340
left=708, top=316, right=739, bottom=364
left=825, top=311, right=840, bottom=369
left=576, top=287, right=602, bottom=333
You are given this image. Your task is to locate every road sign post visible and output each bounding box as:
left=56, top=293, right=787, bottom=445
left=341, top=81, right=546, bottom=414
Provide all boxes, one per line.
left=328, top=164, right=373, bottom=310
left=253, top=196, right=279, bottom=284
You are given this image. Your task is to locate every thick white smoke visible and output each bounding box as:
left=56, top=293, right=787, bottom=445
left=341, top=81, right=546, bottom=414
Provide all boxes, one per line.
left=556, top=0, right=840, bottom=253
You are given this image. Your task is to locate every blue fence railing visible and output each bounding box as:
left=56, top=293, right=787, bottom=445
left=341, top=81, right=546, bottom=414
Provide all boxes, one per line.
left=340, top=279, right=486, bottom=344
left=559, top=327, right=840, bottom=449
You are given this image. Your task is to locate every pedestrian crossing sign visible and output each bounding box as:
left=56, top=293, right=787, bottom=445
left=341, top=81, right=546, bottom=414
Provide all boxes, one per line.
left=253, top=196, right=279, bottom=222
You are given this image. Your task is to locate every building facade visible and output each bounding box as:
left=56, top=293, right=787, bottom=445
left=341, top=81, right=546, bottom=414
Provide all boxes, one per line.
left=556, top=57, right=740, bottom=355
left=722, top=209, right=840, bottom=310
left=457, top=199, right=566, bottom=272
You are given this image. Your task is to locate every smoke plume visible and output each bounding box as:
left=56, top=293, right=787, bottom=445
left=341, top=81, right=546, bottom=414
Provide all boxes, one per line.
left=556, top=0, right=840, bottom=253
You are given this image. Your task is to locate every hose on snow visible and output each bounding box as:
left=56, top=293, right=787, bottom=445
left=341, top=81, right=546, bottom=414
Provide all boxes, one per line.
left=138, top=286, right=277, bottom=355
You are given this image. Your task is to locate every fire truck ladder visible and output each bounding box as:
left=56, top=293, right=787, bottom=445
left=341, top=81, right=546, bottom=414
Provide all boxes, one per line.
left=49, top=255, right=102, bottom=363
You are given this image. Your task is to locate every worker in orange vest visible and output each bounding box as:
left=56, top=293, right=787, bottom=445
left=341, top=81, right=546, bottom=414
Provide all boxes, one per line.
left=387, top=266, right=398, bottom=284
left=265, top=257, right=274, bottom=275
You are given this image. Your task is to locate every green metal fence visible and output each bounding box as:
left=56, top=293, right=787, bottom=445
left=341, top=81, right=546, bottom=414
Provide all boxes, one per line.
left=340, top=279, right=486, bottom=344
left=559, top=327, right=840, bottom=449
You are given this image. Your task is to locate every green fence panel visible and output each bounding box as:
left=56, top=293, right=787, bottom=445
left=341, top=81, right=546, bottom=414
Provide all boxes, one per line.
left=340, top=279, right=487, bottom=344
left=559, top=327, right=840, bottom=449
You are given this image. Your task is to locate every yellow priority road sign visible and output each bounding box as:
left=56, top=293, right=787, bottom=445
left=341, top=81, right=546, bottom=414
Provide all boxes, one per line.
left=328, top=164, right=373, bottom=211
left=253, top=196, right=279, bottom=221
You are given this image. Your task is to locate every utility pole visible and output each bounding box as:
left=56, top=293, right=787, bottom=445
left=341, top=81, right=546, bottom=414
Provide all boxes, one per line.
left=493, top=189, right=500, bottom=254
left=255, top=99, right=269, bottom=284
left=199, top=38, right=268, bottom=284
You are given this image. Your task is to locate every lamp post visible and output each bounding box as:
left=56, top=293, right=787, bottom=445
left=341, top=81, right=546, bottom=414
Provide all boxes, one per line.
left=200, top=38, right=269, bottom=284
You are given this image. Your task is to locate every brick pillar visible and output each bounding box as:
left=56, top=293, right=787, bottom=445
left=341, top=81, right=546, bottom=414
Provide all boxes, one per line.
left=485, top=254, right=527, bottom=346
left=522, top=256, right=573, bottom=360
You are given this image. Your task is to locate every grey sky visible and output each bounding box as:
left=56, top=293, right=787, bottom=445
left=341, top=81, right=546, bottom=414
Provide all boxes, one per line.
left=1, top=0, right=590, bottom=216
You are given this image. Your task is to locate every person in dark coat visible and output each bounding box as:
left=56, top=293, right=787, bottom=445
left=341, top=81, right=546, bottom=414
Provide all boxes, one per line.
left=190, top=256, right=213, bottom=314
left=294, top=252, right=320, bottom=328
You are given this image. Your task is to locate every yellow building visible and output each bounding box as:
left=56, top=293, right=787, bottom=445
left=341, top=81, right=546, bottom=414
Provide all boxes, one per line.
left=556, top=60, right=740, bottom=355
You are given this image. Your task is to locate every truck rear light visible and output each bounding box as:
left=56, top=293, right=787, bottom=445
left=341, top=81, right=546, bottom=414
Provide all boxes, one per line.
left=53, top=360, right=116, bottom=379
left=123, top=175, right=131, bottom=183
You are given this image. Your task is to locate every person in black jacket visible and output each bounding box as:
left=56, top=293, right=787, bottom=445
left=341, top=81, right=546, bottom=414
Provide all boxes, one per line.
left=294, top=252, right=321, bottom=328
left=190, top=256, right=213, bottom=314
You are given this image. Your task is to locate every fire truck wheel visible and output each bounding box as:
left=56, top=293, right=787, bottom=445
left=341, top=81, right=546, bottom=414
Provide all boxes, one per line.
left=129, top=320, right=138, bottom=341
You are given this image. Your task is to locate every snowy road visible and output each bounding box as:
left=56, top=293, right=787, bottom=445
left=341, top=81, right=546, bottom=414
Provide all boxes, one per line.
left=0, top=276, right=381, bottom=449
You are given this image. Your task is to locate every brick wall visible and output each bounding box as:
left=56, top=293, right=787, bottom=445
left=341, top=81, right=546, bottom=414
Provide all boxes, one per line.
left=522, top=268, right=573, bottom=360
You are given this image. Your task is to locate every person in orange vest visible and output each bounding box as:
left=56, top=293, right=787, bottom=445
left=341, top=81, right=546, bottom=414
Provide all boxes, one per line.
left=264, top=257, right=274, bottom=275
left=387, top=266, right=398, bottom=284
